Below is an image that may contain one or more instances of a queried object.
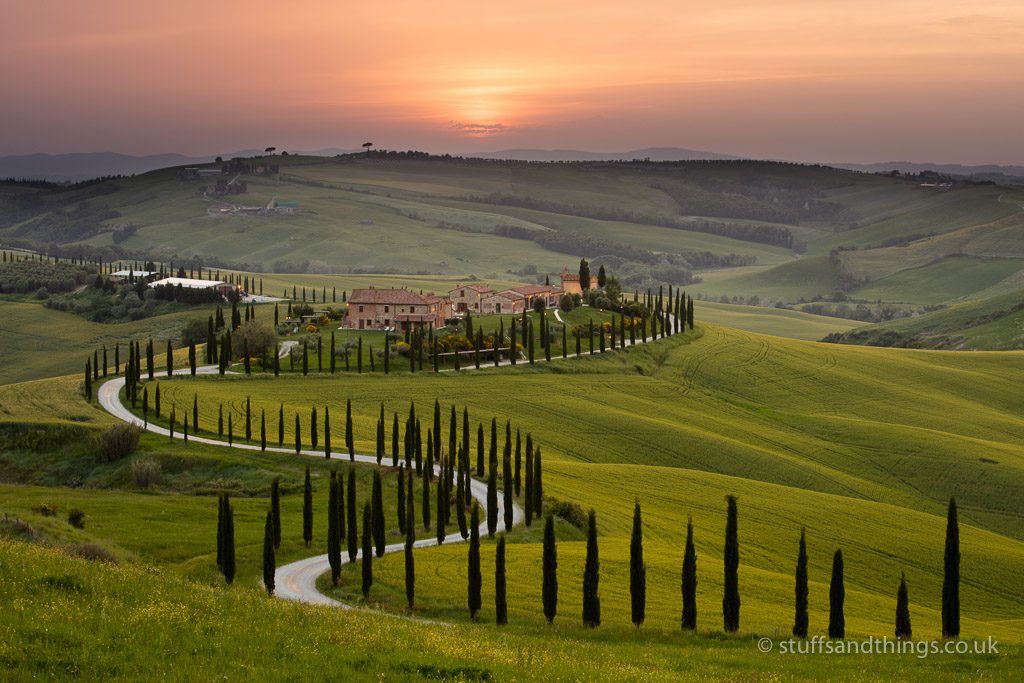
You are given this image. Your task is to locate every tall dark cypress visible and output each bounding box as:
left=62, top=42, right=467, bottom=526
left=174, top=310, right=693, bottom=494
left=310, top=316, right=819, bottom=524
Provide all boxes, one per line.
left=436, top=458, right=446, bottom=545
left=468, top=503, right=482, bottom=621
left=324, top=405, right=332, bottom=458
left=303, top=465, right=313, bottom=547
left=405, top=474, right=416, bottom=610
left=271, top=477, right=282, bottom=549
left=495, top=535, right=508, bottom=626
left=524, top=441, right=534, bottom=527
left=311, top=407, right=318, bottom=450
left=222, top=495, right=236, bottom=584
left=193, top=394, right=200, bottom=434
left=361, top=502, right=373, bottom=599
left=260, top=410, right=267, bottom=451
left=456, top=451, right=469, bottom=539
left=372, top=470, right=385, bottom=557
left=896, top=572, right=913, bottom=639
left=278, top=403, right=284, bottom=446
left=392, top=412, right=400, bottom=467
left=262, top=508, right=276, bottom=596
left=422, top=461, right=431, bottom=531
left=502, top=441, right=513, bottom=532
left=377, top=402, right=385, bottom=464
left=166, top=339, right=173, bottom=376
left=942, top=497, right=960, bottom=638
left=682, top=517, right=698, bottom=630
left=476, top=423, right=484, bottom=477
left=294, top=413, right=301, bottom=454
left=582, top=509, right=601, bottom=627
left=216, top=493, right=225, bottom=571
left=347, top=469, right=358, bottom=562
left=723, top=495, right=740, bottom=632
left=486, top=469, right=497, bottom=538
left=513, top=428, right=522, bottom=497
left=543, top=513, right=558, bottom=624
left=532, top=447, right=543, bottom=516
left=630, top=500, right=646, bottom=627
left=793, top=528, right=809, bottom=638
left=346, top=399, right=355, bottom=461
left=245, top=397, right=252, bottom=441
left=433, top=399, right=441, bottom=459
left=397, top=465, right=407, bottom=535
left=828, top=549, right=845, bottom=639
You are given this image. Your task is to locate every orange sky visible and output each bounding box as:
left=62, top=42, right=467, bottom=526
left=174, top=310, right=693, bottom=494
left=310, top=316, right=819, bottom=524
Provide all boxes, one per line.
left=3, top=0, right=1024, bottom=163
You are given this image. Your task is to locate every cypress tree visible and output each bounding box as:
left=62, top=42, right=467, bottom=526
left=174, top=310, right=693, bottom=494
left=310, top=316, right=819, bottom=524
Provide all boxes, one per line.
left=245, top=397, right=252, bottom=441
left=347, top=469, right=358, bottom=562
left=361, top=502, right=373, bottom=599
left=543, top=513, right=558, bottom=624
left=392, top=412, right=400, bottom=467
left=630, top=500, right=646, bottom=627
left=346, top=399, right=354, bottom=461
left=223, top=495, right=236, bottom=584
left=422, top=461, right=431, bottom=530
left=582, top=509, right=601, bottom=627
left=324, top=405, right=331, bottom=458
left=377, top=403, right=385, bottom=464
left=723, top=495, right=740, bottom=632
left=793, top=529, right=809, bottom=638
left=271, top=477, right=282, bottom=549
left=302, top=341, right=308, bottom=375
left=372, top=470, right=385, bottom=557
left=942, top=497, right=960, bottom=638
left=514, top=429, right=522, bottom=497
left=486, top=468, right=497, bottom=538
left=433, top=400, right=441, bottom=459
left=213, top=399, right=219, bottom=435
left=476, top=423, right=484, bottom=477
left=405, top=475, right=416, bottom=610
left=449, top=405, right=458, bottom=470
left=263, top=508, right=276, bottom=596
left=227, top=413, right=232, bottom=445
left=828, top=549, right=845, bottom=639
left=509, top=319, right=517, bottom=365
left=303, top=465, right=313, bottom=547
left=183, top=414, right=189, bottom=443
left=278, top=403, right=284, bottom=446
left=524, top=440, right=534, bottom=527
left=468, top=503, right=482, bottom=620
left=682, top=517, right=698, bottom=630
left=462, top=407, right=470, bottom=464
left=147, top=339, right=154, bottom=379
left=502, top=441, right=513, bottom=532
left=896, top=572, right=913, bottom=639
left=397, top=464, right=407, bottom=534
left=456, top=453, right=469, bottom=539
left=84, top=361, right=92, bottom=401
left=532, top=447, right=543, bottom=516
left=169, top=406, right=175, bottom=441
left=193, top=394, right=200, bottom=434
left=274, top=346, right=280, bottom=376
left=166, top=339, right=173, bottom=376
left=495, top=535, right=508, bottom=626
left=436, top=458, right=447, bottom=545
left=189, top=341, right=197, bottom=375
left=142, top=387, right=149, bottom=426
left=294, top=413, right=301, bottom=454
left=216, top=493, right=225, bottom=571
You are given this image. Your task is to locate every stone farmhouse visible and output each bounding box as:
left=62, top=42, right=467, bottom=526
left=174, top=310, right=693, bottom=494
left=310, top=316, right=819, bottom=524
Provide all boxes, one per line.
left=344, top=287, right=453, bottom=331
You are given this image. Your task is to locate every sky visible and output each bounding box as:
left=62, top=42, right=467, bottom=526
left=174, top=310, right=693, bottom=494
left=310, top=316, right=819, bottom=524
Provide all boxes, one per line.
left=3, top=0, right=1024, bottom=164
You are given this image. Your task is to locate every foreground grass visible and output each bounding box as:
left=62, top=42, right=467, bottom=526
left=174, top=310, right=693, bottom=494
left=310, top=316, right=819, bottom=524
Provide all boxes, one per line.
left=1, top=538, right=1017, bottom=681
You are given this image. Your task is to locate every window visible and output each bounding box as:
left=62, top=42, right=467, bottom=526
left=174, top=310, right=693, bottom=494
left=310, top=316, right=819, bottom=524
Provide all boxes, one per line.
left=384, top=319, right=390, bottom=326
left=460, top=290, right=465, bottom=297
left=384, top=305, right=389, bottom=312
left=358, top=305, right=364, bottom=312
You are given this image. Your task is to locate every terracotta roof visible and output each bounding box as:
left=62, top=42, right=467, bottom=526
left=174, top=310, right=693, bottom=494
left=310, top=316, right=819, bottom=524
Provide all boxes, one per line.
left=451, top=284, right=494, bottom=293
left=348, top=288, right=430, bottom=305
left=509, top=284, right=557, bottom=296
left=560, top=272, right=581, bottom=281
left=488, top=290, right=526, bottom=301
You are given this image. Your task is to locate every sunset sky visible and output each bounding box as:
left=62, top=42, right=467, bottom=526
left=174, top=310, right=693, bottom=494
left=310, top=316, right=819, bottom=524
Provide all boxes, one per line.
left=3, top=0, right=1024, bottom=163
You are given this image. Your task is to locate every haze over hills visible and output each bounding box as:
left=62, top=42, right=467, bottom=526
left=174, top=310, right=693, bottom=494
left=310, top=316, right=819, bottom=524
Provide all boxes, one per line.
left=7, top=146, right=1024, bottom=184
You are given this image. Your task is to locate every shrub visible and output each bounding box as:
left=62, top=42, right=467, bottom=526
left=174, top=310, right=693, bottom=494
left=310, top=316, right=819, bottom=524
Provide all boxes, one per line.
left=65, top=542, right=117, bottom=564
left=67, top=509, right=86, bottom=529
left=130, top=458, right=163, bottom=489
left=547, top=499, right=587, bottom=530
left=37, top=504, right=57, bottom=517
left=96, top=423, right=142, bottom=462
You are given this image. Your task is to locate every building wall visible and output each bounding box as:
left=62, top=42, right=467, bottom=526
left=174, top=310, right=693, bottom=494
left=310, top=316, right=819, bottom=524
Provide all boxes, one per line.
left=449, top=287, right=493, bottom=313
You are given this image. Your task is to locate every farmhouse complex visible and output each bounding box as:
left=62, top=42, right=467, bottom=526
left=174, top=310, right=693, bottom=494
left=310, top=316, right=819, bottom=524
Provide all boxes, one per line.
left=342, top=268, right=583, bottom=331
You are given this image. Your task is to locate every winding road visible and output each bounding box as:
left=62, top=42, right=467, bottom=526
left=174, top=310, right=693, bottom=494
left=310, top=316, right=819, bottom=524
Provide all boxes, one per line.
left=95, top=311, right=675, bottom=607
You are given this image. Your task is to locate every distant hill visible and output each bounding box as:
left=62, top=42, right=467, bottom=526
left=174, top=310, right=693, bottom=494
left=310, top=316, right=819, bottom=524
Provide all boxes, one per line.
left=834, top=160, right=1024, bottom=184
left=0, top=148, right=359, bottom=182
left=475, top=147, right=742, bottom=162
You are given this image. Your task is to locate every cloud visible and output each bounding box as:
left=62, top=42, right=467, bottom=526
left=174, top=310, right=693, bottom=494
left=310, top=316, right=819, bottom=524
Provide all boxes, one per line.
left=451, top=122, right=518, bottom=136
